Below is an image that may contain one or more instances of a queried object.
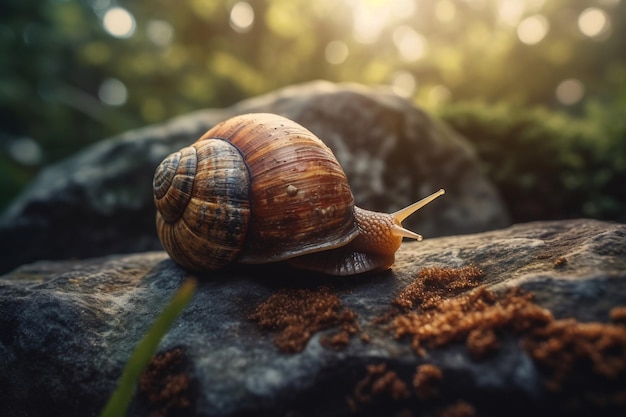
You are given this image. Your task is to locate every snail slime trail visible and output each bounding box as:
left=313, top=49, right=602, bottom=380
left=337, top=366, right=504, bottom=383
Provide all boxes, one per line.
left=153, top=113, right=445, bottom=276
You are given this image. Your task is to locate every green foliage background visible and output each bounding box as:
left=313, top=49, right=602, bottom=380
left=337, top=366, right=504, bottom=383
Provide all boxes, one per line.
left=1, top=0, right=625, bottom=222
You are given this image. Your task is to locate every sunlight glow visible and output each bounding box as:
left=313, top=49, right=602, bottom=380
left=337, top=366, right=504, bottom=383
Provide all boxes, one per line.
left=578, top=8, right=611, bottom=39
left=497, top=0, right=525, bottom=26
left=325, top=41, right=349, bottom=65
left=230, top=2, right=254, bottom=33
left=102, top=7, right=136, bottom=39
left=463, top=0, right=487, bottom=11
left=526, top=0, right=546, bottom=13
left=435, top=0, right=457, bottom=23
left=352, top=2, right=390, bottom=44
left=597, top=0, right=621, bottom=6
left=393, top=25, right=428, bottom=62
left=346, top=0, right=418, bottom=45
left=555, top=79, right=584, bottom=105
left=517, top=15, right=549, bottom=45
left=389, top=0, right=417, bottom=18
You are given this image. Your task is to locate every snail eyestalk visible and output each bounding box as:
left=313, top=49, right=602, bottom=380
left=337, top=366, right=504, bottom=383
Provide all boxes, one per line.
left=391, top=189, right=446, bottom=240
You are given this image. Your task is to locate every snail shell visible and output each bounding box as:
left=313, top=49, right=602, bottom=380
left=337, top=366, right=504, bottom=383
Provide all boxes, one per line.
left=154, top=113, right=444, bottom=275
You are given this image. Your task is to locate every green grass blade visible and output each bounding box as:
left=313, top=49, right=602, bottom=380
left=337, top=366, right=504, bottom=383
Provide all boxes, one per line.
left=99, top=278, right=197, bottom=417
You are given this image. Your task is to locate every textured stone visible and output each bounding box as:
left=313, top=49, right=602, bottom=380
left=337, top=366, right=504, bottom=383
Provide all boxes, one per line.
left=1, top=219, right=625, bottom=417
left=0, top=81, right=509, bottom=274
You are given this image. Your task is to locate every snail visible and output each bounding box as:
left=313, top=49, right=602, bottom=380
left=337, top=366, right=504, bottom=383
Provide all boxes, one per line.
left=153, top=113, right=445, bottom=276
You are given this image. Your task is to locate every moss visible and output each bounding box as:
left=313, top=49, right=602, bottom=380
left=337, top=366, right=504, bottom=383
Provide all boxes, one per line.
left=249, top=286, right=358, bottom=353
left=438, top=101, right=626, bottom=223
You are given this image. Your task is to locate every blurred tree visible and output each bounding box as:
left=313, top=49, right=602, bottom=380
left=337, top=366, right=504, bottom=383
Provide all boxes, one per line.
left=1, top=0, right=625, bottom=219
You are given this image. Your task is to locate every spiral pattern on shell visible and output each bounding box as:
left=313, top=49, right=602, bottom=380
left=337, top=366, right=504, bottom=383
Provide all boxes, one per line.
left=154, top=138, right=252, bottom=270
left=153, top=113, right=358, bottom=271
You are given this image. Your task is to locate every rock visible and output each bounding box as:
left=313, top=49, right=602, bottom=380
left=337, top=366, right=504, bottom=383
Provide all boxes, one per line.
left=0, top=80, right=509, bottom=274
left=1, top=219, right=625, bottom=417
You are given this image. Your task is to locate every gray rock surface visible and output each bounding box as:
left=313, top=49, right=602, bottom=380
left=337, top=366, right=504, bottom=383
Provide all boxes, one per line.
left=1, top=219, right=625, bottom=417
left=0, top=80, right=509, bottom=274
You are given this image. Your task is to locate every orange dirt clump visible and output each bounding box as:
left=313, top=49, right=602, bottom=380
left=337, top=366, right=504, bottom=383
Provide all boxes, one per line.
left=553, top=256, right=568, bottom=269
left=610, top=306, right=626, bottom=325
left=347, top=363, right=411, bottom=411
left=522, top=318, right=626, bottom=390
left=249, top=286, right=358, bottom=353
left=348, top=362, right=476, bottom=416
left=393, top=265, right=483, bottom=311
left=139, top=347, right=194, bottom=417
left=413, top=363, right=443, bottom=400
left=432, top=400, right=476, bottom=417
left=392, top=267, right=626, bottom=392
left=394, top=286, right=547, bottom=358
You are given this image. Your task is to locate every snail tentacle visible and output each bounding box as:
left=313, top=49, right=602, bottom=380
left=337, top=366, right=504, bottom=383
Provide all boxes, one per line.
left=389, top=189, right=446, bottom=240
left=392, top=189, right=446, bottom=223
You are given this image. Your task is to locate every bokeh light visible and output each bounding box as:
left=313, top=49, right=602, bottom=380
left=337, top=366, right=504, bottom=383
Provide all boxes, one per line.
left=393, top=25, right=428, bottom=62
left=325, top=41, right=349, bottom=65
left=517, top=14, right=549, bottom=45
left=351, top=2, right=389, bottom=44
left=434, top=0, right=457, bottom=23
left=578, top=8, right=611, bottom=40
left=555, top=78, right=585, bottom=105
left=465, top=0, right=487, bottom=11
left=388, top=0, right=417, bottom=18
left=390, top=71, right=416, bottom=98
left=229, top=2, right=254, bottom=33
left=9, top=137, right=42, bottom=166
left=428, top=85, right=452, bottom=107
left=98, top=78, right=128, bottom=106
left=527, top=0, right=547, bottom=12
left=497, top=0, right=524, bottom=26
left=3, top=0, right=626, bottom=223
left=102, top=7, right=136, bottom=39
left=147, top=20, right=174, bottom=47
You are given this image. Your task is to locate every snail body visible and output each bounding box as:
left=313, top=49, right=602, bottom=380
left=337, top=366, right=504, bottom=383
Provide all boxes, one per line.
left=154, top=113, right=444, bottom=276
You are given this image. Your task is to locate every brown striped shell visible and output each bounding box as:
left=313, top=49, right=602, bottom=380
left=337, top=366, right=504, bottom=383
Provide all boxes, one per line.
left=153, top=113, right=358, bottom=271
left=154, top=113, right=445, bottom=275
